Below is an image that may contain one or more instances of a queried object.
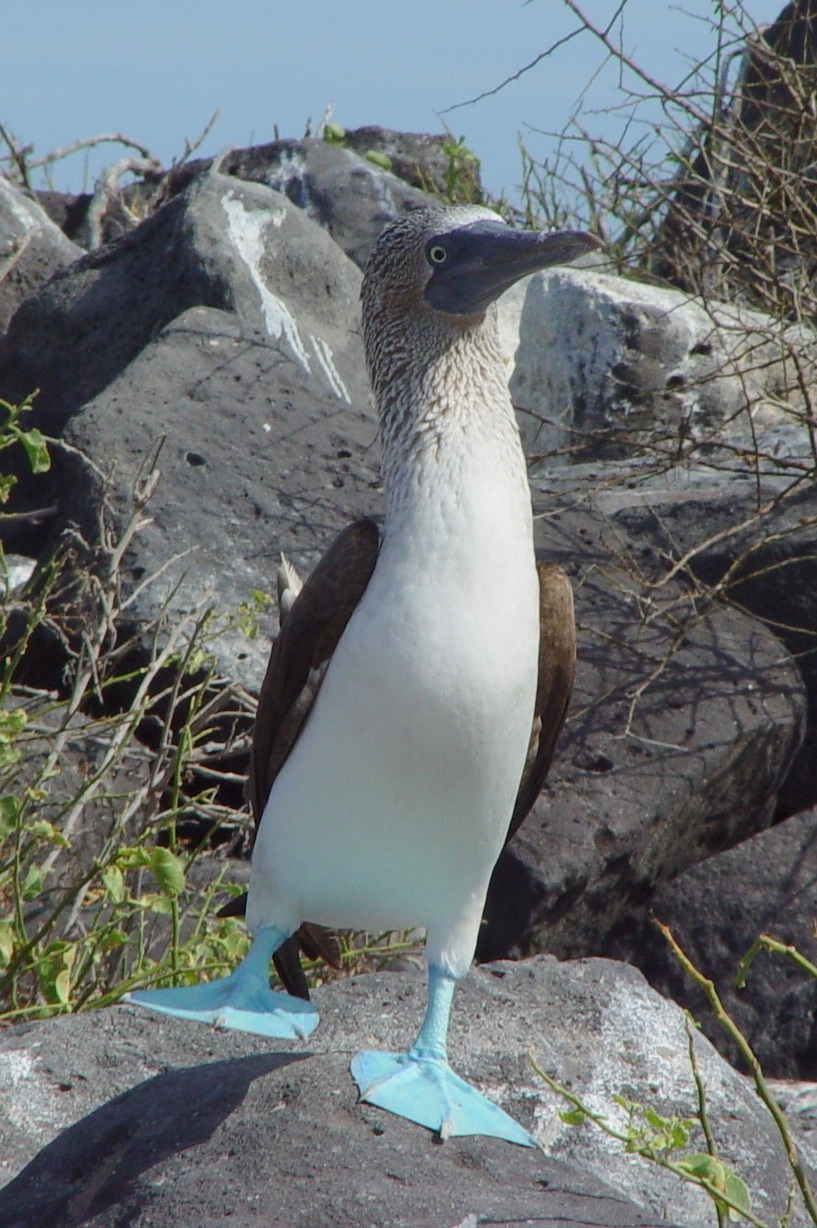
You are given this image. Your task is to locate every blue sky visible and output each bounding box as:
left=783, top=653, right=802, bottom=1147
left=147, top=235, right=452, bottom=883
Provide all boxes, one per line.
left=3, top=2, right=784, bottom=203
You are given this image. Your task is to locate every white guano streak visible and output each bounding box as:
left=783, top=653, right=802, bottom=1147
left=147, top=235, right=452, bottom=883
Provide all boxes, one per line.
left=222, top=191, right=312, bottom=374
left=310, top=335, right=351, bottom=403
left=222, top=191, right=350, bottom=402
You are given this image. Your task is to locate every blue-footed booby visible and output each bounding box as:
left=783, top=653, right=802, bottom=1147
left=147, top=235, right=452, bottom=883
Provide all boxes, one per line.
left=128, top=205, right=595, bottom=1146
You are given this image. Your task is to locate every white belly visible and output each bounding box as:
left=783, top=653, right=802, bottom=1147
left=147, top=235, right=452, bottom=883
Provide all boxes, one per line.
left=247, top=439, right=539, bottom=975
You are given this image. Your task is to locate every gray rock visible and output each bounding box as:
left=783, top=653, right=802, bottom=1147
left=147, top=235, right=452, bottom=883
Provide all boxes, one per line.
left=1, top=554, right=35, bottom=595
left=607, top=476, right=817, bottom=819
left=56, top=298, right=377, bottom=689
left=142, top=138, right=437, bottom=271
left=768, top=1078, right=817, bottom=1152
left=0, top=956, right=809, bottom=1227
left=215, top=137, right=437, bottom=269
left=479, top=499, right=805, bottom=962
left=34, top=189, right=93, bottom=246
left=0, top=165, right=371, bottom=439
left=1, top=168, right=378, bottom=688
left=509, top=266, right=817, bottom=461
left=603, top=806, right=817, bottom=1080
left=0, top=176, right=82, bottom=337
left=342, top=125, right=483, bottom=202
left=37, top=136, right=444, bottom=267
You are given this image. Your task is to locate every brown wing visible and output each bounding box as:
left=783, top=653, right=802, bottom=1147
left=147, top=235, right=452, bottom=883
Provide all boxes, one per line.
left=219, top=518, right=380, bottom=999
left=506, top=561, right=575, bottom=843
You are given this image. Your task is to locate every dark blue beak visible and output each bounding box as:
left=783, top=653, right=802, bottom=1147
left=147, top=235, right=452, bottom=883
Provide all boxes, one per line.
left=424, top=221, right=602, bottom=315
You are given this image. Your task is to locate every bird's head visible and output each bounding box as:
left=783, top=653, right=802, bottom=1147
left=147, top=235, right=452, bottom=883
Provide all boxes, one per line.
left=362, top=205, right=601, bottom=332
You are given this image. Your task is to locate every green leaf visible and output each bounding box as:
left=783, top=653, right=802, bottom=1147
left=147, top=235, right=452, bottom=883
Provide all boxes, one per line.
left=29, top=818, right=69, bottom=848
left=15, top=427, right=50, bottom=474
left=678, top=1153, right=725, bottom=1183
left=678, top=1155, right=751, bottom=1221
left=723, top=1171, right=751, bottom=1220
left=99, top=928, right=128, bottom=952
left=0, top=921, right=15, bottom=966
left=54, top=968, right=71, bottom=1004
left=139, top=891, right=174, bottom=915
left=0, top=795, right=20, bottom=840
left=21, top=863, right=44, bottom=899
left=365, top=150, right=391, bottom=171
left=558, top=1107, right=586, bottom=1126
left=1, top=709, right=28, bottom=736
left=102, top=864, right=126, bottom=904
left=150, top=847, right=186, bottom=897
left=116, top=845, right=152, bottom=870
left=644, top=1107, right=667, bottom=1131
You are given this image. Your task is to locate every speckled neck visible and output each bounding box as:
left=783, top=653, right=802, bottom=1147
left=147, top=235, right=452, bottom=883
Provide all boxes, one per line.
left=363, top=301, right=527, bottom=525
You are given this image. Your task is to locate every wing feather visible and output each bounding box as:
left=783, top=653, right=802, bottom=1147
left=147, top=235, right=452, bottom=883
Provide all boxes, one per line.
left=506, top=561, right=575, bottom=843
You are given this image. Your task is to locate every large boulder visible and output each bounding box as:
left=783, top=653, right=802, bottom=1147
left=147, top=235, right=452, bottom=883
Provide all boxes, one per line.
left=0, top=956, right=811, bottom=1227
left=0, top=165, right=371, bottom=439
left=188, top=138, right=437, bottom=269
left=0, top=167, right=378, bottom=688
left=510, top=265, right=817, bottom=461
left=607, top=476, right=817, bottom=819
left=35, top=135, right=444, bottom=267
left=342, top=125, right=483, bottom=202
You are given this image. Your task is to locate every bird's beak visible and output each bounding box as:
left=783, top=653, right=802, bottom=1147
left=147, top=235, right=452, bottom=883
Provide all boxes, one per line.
left=424, top=222, right=602, bottom=315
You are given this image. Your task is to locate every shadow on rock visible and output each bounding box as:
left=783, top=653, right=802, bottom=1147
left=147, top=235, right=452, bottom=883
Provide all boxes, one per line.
left=0, top=1051, right=305, bottom=1228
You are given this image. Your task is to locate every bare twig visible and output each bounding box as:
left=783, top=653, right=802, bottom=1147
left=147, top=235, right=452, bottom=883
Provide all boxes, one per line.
left=83, top=154, right=162, bottom=249
left=26, top=132, right=158, bottom=171
left=174, top=108, right=222, bottom=169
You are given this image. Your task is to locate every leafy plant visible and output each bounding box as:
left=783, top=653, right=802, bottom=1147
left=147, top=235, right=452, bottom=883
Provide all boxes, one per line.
left=0, top=395, right=50, bottom=575
left=534, top=1052, right=753, bottom=1226
left=534, top=919, right=817, bottom=1226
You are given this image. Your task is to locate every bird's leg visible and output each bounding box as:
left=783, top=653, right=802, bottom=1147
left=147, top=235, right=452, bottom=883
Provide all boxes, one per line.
left=351, top=966, right=535, bottom=1146
left=409, top=965, right=455, bottom=1060
left=126, top=924, right=318, bottom=1040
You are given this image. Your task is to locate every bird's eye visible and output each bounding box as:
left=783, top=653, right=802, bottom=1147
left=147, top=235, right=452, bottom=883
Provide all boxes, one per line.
left=428, top=245, right=447, bottom=265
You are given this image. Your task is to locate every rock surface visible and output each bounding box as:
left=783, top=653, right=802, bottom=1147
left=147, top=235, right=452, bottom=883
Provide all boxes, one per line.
left=607, top=476, right=817, bottom=819
left=35, top=133, right=446, bottom=267
left=0, top=176, right=82, bottom=336
left=1, top=168, right=377, bottom=687
left=510, top=265, right=817, bottom=461
left=602, top=806, right=817, bottom=1081
left=341, top=125, right=481, bottom=202
left=92, top=138, right=438, bottom=272
left=1, top=956, right=811, bottom=1228
left=0, top=165, right=371, bottom=440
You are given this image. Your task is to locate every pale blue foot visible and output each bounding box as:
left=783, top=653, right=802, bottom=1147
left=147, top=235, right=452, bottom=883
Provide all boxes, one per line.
left=351, top=966, right=536, bottom=1147
left=125, top=925, right=318, bottom=1040
left=352, top=1049, right=535, bottom=1146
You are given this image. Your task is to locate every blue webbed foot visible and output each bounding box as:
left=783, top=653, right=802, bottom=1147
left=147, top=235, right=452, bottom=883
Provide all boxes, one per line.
left=125, top=974, right=318, bottom=1039
left=351, top=1049, right=536, bottom=1147
left=125, top=925, right=318, bottom=1040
